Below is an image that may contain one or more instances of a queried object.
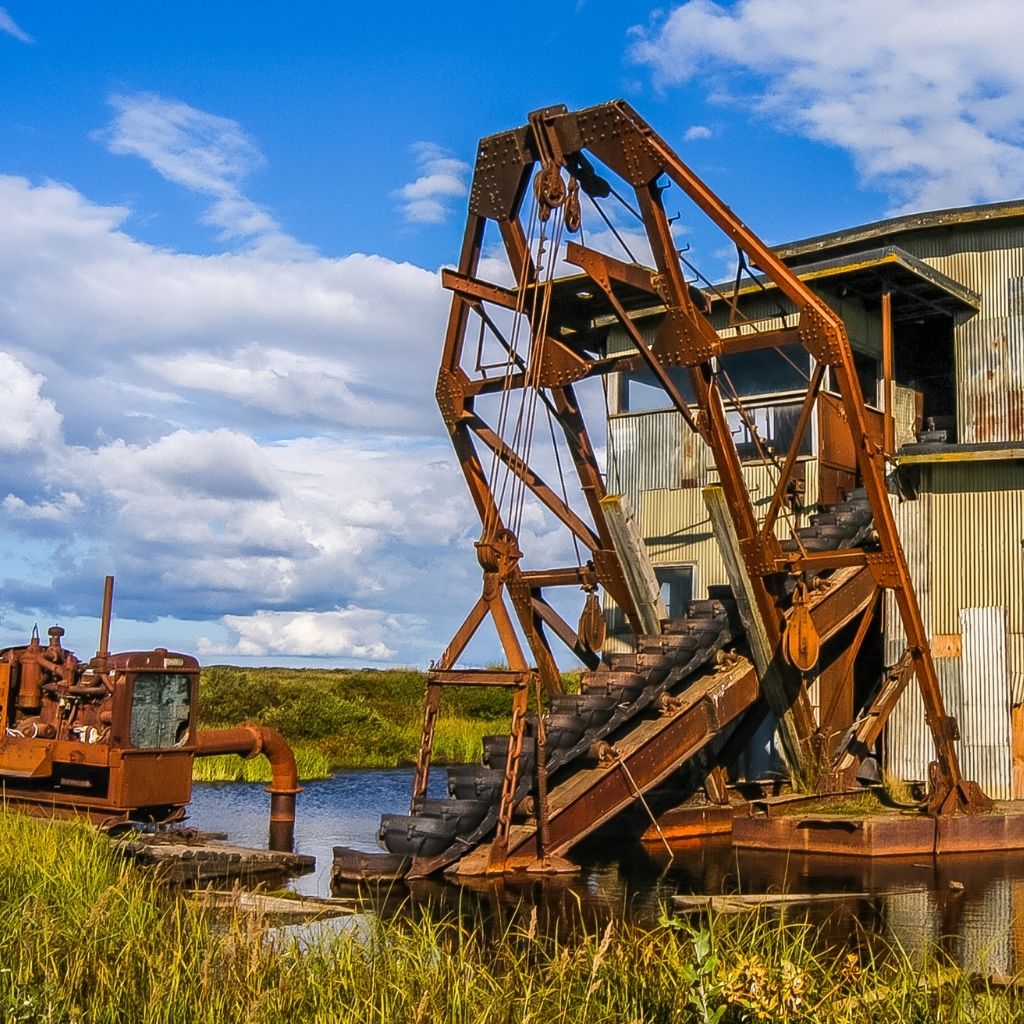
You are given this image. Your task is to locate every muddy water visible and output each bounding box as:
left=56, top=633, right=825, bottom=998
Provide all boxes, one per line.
left=186, top=770, right=1024, bottom=975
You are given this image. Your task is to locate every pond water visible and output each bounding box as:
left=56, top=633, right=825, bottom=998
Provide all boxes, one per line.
left=187, top=769, right=1024, bottom=975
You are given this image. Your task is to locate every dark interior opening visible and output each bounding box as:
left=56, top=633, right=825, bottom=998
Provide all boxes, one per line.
left=894, top=313, right=957, bottom=440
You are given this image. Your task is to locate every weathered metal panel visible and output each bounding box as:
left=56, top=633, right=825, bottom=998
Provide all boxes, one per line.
left=927, top=462, right=1024, bottom=636
left=959, top=606, right=1011, bottom=800
left=885, top=656, right=959, bottom=784
left=914, top=235, right=1024, bottom=443
left=640, top=459, right=819, bottom=600
left=607, top=411, right=709, bottom=505
left=915, top=232, right=1024, bottom=316
left=883, top=489, right=932, bottom=665
left=892, top=384, right=919, bottom=448
left=1009, top=633, right=1024, bottom=705
left=954, top=315, right=1016, bottom=443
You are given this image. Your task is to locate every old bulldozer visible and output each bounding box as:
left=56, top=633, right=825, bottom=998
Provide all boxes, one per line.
left=0, top=576, right=300, bottom=849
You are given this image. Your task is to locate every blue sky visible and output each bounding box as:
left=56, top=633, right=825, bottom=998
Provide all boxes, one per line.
left=0, top=1, right=1022, bottom=667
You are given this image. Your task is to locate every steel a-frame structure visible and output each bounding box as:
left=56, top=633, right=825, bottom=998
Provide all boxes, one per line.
left=415, top=101, right=988, bottom=860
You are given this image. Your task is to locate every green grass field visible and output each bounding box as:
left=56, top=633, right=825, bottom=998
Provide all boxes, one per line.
left=193, top=665, right=575, bottom=779
left=0, top=809, right=1015, bottom=1023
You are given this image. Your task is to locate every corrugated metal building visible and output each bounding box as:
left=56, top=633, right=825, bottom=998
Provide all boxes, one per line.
left=604, top=200, right=1024, bottom=795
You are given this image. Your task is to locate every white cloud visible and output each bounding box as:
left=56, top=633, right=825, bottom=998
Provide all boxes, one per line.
left=0, top=166, right=483, bottom=662
left=199, top=608, right=403, bottom=660
left=0, top=365, right=481, bottom=659
left=2, top=491, right=83, bottom=523
left=0, top=97, right=592, bottom=666
left=0, top=6, right=31, bottom=43
left=683, top=125, right=713, bottom=142
left=0, top=353, right=62, bottom=453
left=0, top=175, right=448, bottom=436
left=102, top=92, right=304, bottom=253
left=631, top=0, right=1024, bottom=212
left=394, top=141, right=470, bottom=224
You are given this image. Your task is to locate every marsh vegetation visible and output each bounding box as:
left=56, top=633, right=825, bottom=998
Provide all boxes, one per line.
left=1, top=810, right=1019, bottom=1023
left=193, top=665, right=523, bottom=780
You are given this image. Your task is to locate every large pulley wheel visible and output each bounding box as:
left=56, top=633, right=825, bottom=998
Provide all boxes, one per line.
left=782, top=582, right=820, bottom=673
left=577, top=589, right=606, bottom=653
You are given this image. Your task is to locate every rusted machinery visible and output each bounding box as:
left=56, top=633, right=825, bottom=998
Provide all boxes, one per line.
left=333, top=100, right=989, bottom=884
left=0, top=576, right=300, bottom=849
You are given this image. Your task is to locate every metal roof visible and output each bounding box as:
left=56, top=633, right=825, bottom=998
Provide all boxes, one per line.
left=777, top=198, right=1024, bottom=262
left=709, top=245, right=981, bottom=321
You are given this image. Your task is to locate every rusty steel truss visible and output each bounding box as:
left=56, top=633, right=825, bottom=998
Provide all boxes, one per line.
left=414, top=100, right=988, bottom=873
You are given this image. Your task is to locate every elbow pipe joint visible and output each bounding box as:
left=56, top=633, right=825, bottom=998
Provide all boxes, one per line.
left=193, top=723, right=301, bottom=850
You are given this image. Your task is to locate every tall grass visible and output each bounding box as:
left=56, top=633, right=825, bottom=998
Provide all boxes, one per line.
left=0, top=809, right=1017, bottom=1023
left=192, top=745, right=331, bottom=783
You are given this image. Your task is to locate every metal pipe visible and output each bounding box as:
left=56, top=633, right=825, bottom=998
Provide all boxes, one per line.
left=193, top=723, right=301, bottom=851
left=882, top=291, right=895, bottom=454
left=97, top=576, right=114, bottom=663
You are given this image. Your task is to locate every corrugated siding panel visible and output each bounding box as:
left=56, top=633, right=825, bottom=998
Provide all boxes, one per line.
left=918, top=236, right=1024, bottom=318
left=883, top=490, right=931, bottom=665
left=927, top=463, right=1024, bottom=636
left=959, top=606, right=1011, bottom=800
left=893, top=384, right=919, bottom=448
left=890, top=608, right=1015, bottom=797
left=1009, top=634, right=1024, bottom=705
left=607, top=412, right=709, bottom=506
left=911, top=235, right=1024, bottom=443
left=954, top=316, right=1017, bottom=443
left=885, top=657, right=960, bottom=784
left=640, top=459, right=819, bottom=599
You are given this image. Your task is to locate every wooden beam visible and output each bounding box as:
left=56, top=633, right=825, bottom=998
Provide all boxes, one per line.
left=598, top=494, right=666, bottom=637
left=703, top=484, right=817, bottom=777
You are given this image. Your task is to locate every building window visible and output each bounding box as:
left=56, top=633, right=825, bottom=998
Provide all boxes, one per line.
left=725, top=402, right=813, bottom=460
left=622, top=366, right=695, bottom=412
left=605, top=565, right=694, bottom=631
left=717, top=348, right=811, bottom=399
left=656, top=566, right=694, bottom=620
left=1010, top=276, right=1024, bottom=318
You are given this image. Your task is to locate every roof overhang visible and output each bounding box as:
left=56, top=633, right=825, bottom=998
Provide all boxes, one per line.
left=710, top=245, right=981, bottom=322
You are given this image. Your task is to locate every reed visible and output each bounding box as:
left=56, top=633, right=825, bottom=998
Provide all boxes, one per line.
left=191, top=745, right=332, bottom=783
left=0, top=809, right=1017, bottom=1023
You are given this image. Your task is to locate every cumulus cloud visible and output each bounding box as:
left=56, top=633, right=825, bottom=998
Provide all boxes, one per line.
left=0, top=7, right=31, bottom=43
left=394, top=141, right=470, bottom=224
left=200, top=608, right=404, bottom=660
left=0, top=360, right=480, bottom=660
left=0, top=96, right=591, bottom=666
left=683, top=125, right=713, bottom=142
left=0, top=165, right=484, bottom=662
left=631, top=0, right=1024, bottom=212
left=0, top=353, right=62, bottom=453
left=0, top=175, right=447, bottom=437
left=102, top=93, right=303, bottom=253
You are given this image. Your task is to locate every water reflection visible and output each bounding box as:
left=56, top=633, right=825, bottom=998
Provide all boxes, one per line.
left=186, top=769, right=1024, bottom=974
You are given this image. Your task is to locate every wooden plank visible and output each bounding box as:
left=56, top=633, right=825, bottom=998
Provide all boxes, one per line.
left=672, top=890, right=875, bottom=914
left=599, top=493, right=666, bottom=636
left=703, top=484, right=814, bottom=776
